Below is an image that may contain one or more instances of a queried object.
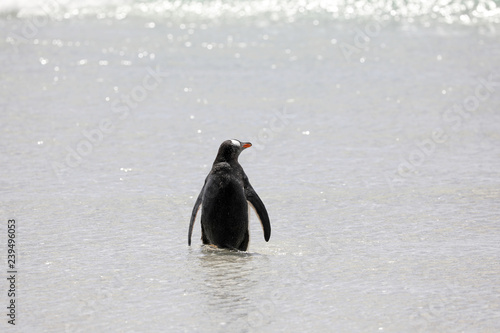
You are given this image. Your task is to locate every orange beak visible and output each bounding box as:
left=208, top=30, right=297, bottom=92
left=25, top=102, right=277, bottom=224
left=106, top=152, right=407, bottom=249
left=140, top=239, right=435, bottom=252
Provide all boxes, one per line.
left=242, top=142, right=252, bottom=149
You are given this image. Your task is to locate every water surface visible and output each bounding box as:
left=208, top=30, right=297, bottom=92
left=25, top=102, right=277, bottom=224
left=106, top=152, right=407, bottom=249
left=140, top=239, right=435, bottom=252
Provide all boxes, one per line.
left=1, top=1, right=500, bottom=332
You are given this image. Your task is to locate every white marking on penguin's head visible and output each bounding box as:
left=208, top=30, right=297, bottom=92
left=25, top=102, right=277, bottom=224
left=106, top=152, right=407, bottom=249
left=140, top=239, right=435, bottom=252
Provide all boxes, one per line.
left=230, top=139, right=241, bottom=147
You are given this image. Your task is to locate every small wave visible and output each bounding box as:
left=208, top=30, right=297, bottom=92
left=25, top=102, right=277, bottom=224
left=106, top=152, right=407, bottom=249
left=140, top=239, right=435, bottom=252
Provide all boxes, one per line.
left=1, top=0, right=499, bottom=25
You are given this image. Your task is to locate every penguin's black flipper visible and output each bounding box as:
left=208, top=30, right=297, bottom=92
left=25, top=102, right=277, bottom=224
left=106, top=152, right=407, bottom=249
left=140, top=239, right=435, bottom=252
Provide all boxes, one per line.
left=188, top=189, right=203, bottom=246
left=246, top=185, right=271, bottom=242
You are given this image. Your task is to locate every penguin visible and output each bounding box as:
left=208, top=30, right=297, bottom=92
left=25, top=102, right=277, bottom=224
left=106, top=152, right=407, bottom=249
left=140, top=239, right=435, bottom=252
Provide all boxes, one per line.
left=188, top=139, right=271, bottom=251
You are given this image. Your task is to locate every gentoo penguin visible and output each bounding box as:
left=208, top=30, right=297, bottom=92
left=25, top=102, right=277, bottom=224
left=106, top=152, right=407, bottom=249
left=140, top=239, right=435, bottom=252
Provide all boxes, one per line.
left=188, top=139, right=271, bottom=251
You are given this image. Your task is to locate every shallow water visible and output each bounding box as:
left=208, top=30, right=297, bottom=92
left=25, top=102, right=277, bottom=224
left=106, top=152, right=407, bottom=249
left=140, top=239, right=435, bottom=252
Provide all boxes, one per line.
left=1, top=1, right=500, bottom=332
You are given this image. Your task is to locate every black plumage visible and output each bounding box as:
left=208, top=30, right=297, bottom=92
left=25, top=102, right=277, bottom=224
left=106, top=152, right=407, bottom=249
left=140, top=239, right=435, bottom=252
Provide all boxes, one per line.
left=188, top=139, right=271, bottom=251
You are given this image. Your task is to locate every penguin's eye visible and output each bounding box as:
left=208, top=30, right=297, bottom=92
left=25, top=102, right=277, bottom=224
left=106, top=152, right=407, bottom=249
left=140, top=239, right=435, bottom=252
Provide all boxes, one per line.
left=230, top=139, right=240, bottom=147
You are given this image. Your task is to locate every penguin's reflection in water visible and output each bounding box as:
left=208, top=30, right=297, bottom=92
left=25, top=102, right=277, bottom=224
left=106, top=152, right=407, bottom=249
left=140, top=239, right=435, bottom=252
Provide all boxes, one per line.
left=196, top=247, right=258, bottom=331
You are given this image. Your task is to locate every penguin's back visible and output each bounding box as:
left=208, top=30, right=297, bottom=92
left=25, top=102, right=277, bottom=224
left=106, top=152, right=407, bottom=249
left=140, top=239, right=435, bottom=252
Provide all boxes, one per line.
left=201, top=162, right=249, bottom=248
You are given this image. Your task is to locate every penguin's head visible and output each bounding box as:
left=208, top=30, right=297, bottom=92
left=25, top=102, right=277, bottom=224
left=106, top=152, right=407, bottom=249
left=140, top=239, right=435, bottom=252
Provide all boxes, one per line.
left=215, top=139, right=252, bottom=163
